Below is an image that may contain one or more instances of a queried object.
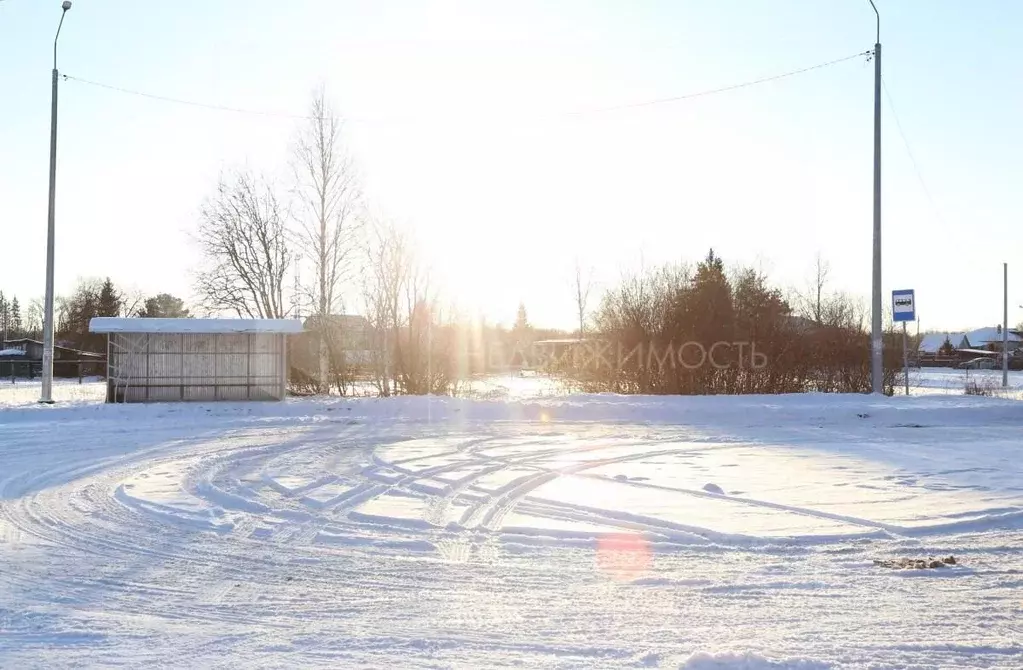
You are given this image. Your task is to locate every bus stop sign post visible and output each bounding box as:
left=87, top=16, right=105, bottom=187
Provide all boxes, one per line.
left=892, top=290, right=916, bottom=396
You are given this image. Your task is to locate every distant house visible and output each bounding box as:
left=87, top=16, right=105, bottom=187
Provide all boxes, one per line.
left=916, top=327, right=1023, bottom=368
left=291, top=314, right=374, bottom=376
left=0, top=347, right=27, bottom=358
left=1, top=338, right=105, bottom=362
left=0, top=338, right=105, bottom=378
left=0, top=347, right=26, bottom=379
left=917, top=332, right=968, bottom=355
left=963, top=326, right=1023, bottom=352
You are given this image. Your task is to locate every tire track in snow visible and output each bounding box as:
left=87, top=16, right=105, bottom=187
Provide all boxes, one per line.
left=1, top=421, right=725, bottom=574
left=423, top=462, right=510, bottom=528
left=568, top=471, right=1023, bottom=539
left=457, top=447, right=696, bottom=532
left=0, top=426, right=366, bottom=567
left=1, top=419, right=747, bottom=581
left=328, top=436, right=511, bottom=523
left=422, top=442, right=703, bottom=561
left=424, top=437, right=680, bottom=531
left=305, top=432, right=673, bottom=559
left=573, top=471, right=900, bottom=536
left=192, top=423, right=374, bottom=546
left=5, top=419, right=662, bottom=637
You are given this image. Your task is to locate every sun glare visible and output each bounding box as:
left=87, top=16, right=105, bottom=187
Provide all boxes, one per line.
left=596, top=532, right=652, bottom=580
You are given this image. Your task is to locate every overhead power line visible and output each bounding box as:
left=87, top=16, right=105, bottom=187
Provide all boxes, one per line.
left=61, top=74, right=313, bottom=120
left=62, top=50, right=870, bottom=124
left=881, top=77, right=946, bottom=226
left=571, top=50, right=871, bottom=115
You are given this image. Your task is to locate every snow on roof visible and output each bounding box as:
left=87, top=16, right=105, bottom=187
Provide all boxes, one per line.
left=958, top=348, right=998, bottom=357
left=965, top=327, right=1021, bottom=346
left=918, top=332, right=965, bottom=353
left=0, top=348, right=26, bottom=356
left=89, top=317, right=304, bottom=335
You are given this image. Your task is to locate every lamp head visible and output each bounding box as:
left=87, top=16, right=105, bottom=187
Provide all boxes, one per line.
left=62, top=1, right=72, bottom=11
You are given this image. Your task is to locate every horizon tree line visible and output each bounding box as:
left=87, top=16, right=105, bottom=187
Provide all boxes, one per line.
left=0, top=280, right=191, bottom=353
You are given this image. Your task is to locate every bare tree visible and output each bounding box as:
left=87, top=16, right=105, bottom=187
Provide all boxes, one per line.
left=360, top=220, right=458, bottom=396
left=362, top=220, right=413, bottom=396
left=395, top=262, right=439, bottom=395
left=25, top=297, right=44, bottom=337
left=120, top=287, right=146, bottom=318
left=793, top=253, right=830, bottom=325
left=792, top=253, right=863, bottom=329
left=573, top=258, right=592, bottom=338
left=292, top=88, right=363, bottom=391
left=194, top=171, right=291, bottom=319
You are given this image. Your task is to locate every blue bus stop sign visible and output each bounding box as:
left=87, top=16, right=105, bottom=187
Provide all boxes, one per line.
left=892, top=289, right=915, bottom=322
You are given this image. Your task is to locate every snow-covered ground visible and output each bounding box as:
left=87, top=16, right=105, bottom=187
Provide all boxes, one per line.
left=908, top=367, right=1023, bottom=399
left=0, top=378, right=106, bottom=406
left=2, top=392, right=1023, bottom=668
left=0, top=373, right=564, bottom=408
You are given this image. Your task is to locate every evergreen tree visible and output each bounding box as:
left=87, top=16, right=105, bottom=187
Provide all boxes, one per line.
left=9, top=296, right=21, bottom=338
left=58, top=278, right=112, bottom=352
left=692, top=250, right=733, bottom=325
left=138, top=293, right=190, bottom=318
left=699, top=248, right=724, bottom=274
left=688, top=248, right=735, bottom=372
left=514, top=302, right=529, bottom=332
left=0, top=291, right=8, bottom=339
left=97, top=278, right=122, bottom=317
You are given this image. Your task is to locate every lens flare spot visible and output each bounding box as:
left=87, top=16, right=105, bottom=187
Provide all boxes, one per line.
left=596, top=532, right=651, bottom=580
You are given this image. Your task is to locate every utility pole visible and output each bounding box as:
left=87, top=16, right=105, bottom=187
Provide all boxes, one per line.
left=40, top=1, right=73, bottom=404
left=1003, top=262, right=1009, bottom=388
left=868, top=0, right=883, bottom=394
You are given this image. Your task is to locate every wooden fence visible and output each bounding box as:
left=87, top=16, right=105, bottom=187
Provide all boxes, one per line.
left=1, top=359, right=106, bottom=383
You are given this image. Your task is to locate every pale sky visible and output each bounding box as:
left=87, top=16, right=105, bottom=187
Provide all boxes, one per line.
left=1, top=1, right=1021, bottom=331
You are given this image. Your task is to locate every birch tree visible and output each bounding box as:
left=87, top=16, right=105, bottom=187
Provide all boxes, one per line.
left=362, top=220, right=412, bottom=396
left=292, top=88, right=363, bottom=392
left=573, top=258, right=592, bottom=338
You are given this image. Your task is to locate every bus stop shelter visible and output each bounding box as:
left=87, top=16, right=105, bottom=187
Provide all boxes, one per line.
left=89, top=317, right=303, bottom=403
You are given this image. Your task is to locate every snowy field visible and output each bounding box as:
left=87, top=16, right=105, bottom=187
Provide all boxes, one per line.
left=2, top=392, right=1023, bottom=668
left=908, top=367, right=1023, bottom=399
left=0, top=373, right=565, bottom=408
left=0, top=378, right=106, bottom=406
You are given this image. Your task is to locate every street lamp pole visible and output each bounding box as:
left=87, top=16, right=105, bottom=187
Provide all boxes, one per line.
left=868, top=0, right=883, bottom=394
left=40, top=1, right=72, bottom=404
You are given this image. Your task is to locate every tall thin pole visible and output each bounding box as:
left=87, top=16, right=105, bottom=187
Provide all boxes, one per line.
left=1003, top=262, right=1008, bottom=388
left=902, top=321, right=909, bottom=396
left=869, top=0, right=883, bottom=394
left=40, top=4, right=71, bottom=404
left=40, top=69, right=60, bottom=403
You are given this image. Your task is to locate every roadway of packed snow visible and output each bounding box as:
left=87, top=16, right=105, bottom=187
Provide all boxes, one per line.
left=2, top=391, right=1022, bottom=668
